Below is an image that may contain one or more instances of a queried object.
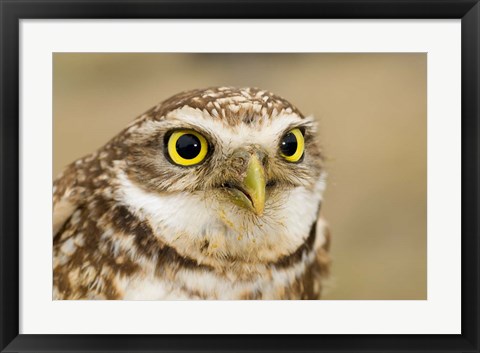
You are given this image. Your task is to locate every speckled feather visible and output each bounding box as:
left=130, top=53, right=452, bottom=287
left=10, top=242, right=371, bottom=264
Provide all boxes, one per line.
left=53, top=87, right=330, bottom=300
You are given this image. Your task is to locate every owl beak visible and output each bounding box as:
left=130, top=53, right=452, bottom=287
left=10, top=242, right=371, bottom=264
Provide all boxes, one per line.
left=226, top=154, right=266, bottom=216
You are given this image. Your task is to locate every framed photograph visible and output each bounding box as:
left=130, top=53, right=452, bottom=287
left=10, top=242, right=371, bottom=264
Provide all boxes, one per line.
left=1, top=0, right=478, bottom=352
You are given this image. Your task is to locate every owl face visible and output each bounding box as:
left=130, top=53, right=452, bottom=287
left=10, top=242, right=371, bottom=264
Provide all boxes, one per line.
left=123, top=94, right=323, bottom=217
left=114, top=87, right=325, bottom=261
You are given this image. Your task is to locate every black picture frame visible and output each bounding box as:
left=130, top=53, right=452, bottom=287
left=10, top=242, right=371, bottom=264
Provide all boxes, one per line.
left=1, top=1, right=478, bottom=352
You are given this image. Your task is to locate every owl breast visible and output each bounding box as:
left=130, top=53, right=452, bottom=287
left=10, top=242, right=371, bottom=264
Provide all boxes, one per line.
left=115, top=217, right=330, bottom=300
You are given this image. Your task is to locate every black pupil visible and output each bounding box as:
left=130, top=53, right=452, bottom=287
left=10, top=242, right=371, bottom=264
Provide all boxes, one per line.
left=280, top=132, right=298, bottom=156
left=176, top=134, right=202, bottom=159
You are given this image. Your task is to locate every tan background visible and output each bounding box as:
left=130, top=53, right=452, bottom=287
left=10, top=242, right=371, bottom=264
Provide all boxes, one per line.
left=53, top=53, right=427, bottom=300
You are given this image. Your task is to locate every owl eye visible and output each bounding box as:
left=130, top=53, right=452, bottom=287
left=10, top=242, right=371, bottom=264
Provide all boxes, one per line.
left=280, top=128, right=305, bottom=162
left=167, top=130, right=208, bottom=166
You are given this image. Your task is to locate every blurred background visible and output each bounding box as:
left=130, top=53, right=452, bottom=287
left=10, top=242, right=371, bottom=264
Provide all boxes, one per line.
left=53, top=53, right=426, bottom=300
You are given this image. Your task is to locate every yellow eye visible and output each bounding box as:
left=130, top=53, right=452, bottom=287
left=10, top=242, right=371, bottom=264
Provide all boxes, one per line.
left=167, top=130, right=208, bottom=166
left=280, top=128, right=304, bottom=162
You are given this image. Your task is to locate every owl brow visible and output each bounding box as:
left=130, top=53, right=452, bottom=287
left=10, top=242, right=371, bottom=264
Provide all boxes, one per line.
left=164, top=124, right=216, bottom=144
left=282, top=120, right=314, bottom=136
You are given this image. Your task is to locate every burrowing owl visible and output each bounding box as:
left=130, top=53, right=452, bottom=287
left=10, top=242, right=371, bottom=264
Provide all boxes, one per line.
left=53, top=87, right=331, bottom=300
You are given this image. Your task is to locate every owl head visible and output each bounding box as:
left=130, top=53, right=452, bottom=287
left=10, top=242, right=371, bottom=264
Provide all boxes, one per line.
left=112, top=87, right=326, bottom=261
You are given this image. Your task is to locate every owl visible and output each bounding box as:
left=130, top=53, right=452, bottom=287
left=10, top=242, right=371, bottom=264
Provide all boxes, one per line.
left=53, top=87, right=331, bottom=300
